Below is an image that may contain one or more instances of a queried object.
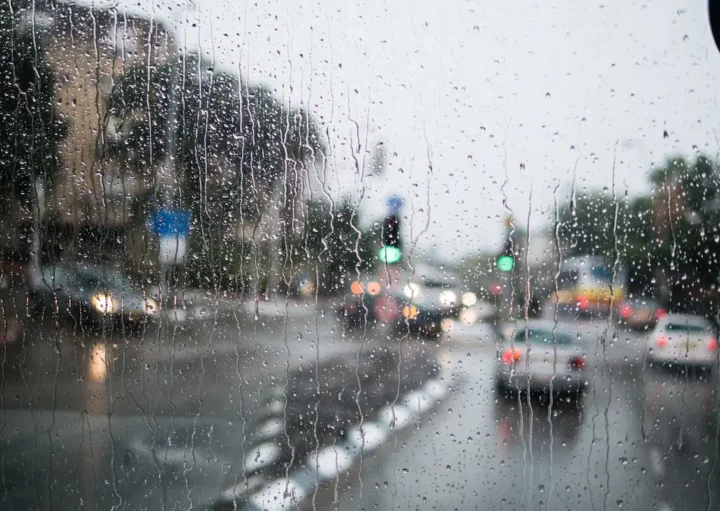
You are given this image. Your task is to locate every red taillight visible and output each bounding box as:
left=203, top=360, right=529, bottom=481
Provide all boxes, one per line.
left=655, top=308, right=667, bottom=319
left=570, top=357, right=586, bottom=371
left=502, top=348, right=522, bottom=365
left=620, top=304, right=632, bottom=319
left=577, top=295, right=589, bottom=310
left=656, top=335, right=668, bottom=348
left=708, top=338, right=718, bottom=350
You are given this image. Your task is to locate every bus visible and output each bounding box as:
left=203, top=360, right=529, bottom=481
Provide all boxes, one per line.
left=550, top=255, right=625, bottom=316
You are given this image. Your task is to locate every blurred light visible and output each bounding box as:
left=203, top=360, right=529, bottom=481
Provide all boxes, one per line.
left=92, top=294, right=116, bottom=314
left=438, top=290, right=457, bottom=307
left=709, top=338, right=718, bottom=350
left=502, top=348, right=522, bottom=364
left=490, top=283, right=503, bottom=296
left=403, top=283, right=421, bottom=299
left=350, top=281, right=364, bottom=295
left=367, top=281, right=381, bottom=296
left=620, top=304, right=632, bottom=319
left=497, top=255, right=514, bottom=272
left=378, top=246, right=402, bottom=264
left=655, top=308, right=667, bottom=319
left=145, top=298, right=158, bottom=314
left=459, top=308, right=477, bottom=325
left=299, top=280, right=315, bottom=298
left=570, top=357, right=586, bottom=371
left=402, top=305, right=419, bottom=319
left=89, top=343, right=107, bottom=382
left=441, top=318, right=455, bottom=332
left=374, top=296, right=399, bottom=323
left=461, top=292, right=477, bottom=307
left=656, top=335, right=668, bottom=348
left=577, top=295, right=589, bottom=310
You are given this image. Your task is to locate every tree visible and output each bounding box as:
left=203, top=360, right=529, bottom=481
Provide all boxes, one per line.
left=107, top=52, right=324, bottom=290
left=107, top=53, right=322, bottom=219
left=303, top=197, right=375, bottom=295
left=0, top=3, right=65, bottom=211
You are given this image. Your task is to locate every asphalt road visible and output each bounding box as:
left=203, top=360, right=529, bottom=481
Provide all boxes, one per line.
left=1, top=299, right=718, bottom=511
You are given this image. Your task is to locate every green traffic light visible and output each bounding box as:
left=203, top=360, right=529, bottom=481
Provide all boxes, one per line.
left=378, top=246, right=402, bottom=264
left=497, top=255, right=514, bottom=272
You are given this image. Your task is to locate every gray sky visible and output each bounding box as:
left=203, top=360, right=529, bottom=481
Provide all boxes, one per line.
left=93, top=0, right=720, bottom=260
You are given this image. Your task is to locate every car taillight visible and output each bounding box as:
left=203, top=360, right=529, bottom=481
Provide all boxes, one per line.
left=577, top=295, right=589, bottom=310
left=655, top=308, right=667, bottom=319
left=569, top=357, right=586, bottom=371
left=708, top=338, right=718, bottom=350
left=656, top=335, right=668, bottom=348
left=620, top=304, right=632, bottom=319
left=502, top=348, right=522, bottom=365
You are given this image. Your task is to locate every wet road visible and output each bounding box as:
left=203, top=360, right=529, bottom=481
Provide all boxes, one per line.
left=312, top=320, right=720, bottom=511
left=1, top=299, right=719, bottom=510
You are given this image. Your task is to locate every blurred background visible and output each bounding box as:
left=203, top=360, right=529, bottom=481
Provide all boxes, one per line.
left=1, top=0, right=720, bottom=510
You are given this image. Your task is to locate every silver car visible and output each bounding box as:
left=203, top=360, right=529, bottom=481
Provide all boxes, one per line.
left=495, top=321, right=588, bottom=395
left=647, top=314, right=718, bottom=367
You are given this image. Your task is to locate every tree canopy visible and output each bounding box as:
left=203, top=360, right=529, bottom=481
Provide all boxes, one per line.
left=0, top=4, right=64, bottom=210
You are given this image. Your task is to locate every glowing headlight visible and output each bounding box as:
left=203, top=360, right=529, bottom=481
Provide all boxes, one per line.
left=145, top=298, right=158, bottom=314
left=438, top=290, right=457, bottom=307
left=92, top=294, right=117, bottom=314
left=461, top=292, right=477, bottom=307
left=403, top=283, right=421, bottom=298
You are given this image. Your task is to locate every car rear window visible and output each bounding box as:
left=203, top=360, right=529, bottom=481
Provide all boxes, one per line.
left=514, top=329, right=574, bottom=345
left=666, top=323, right=709, bottom=333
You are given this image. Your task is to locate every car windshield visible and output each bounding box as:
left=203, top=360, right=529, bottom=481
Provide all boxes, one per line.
left=3, top=1, right=720, bottom=510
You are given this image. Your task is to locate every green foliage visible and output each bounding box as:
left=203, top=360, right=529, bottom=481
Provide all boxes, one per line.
left=107, top=53, right=323, bottom=219
left=0, top=4, right=64, bottom=209
left=557, top=154, right=720, bottom=311
left=303, top=197, right=375, bottom=294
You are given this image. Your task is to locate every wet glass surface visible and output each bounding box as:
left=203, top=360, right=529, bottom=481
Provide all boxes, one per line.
left=1, top=1, right=720, bottom=510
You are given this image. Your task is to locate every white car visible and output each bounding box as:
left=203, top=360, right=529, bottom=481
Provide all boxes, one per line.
left=647, top=314, right=718, bottom=366
left=495, top=321, right=588, bottom=395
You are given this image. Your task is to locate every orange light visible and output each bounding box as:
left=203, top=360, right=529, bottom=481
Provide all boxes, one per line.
left=708, top=338, right=718, bottom=350
left=656, top=335, right=668, bottom=348
left=350, top=281, right=364, bottom=295
left=577, top=295, right=589, bottom=310
left=402, top=305, right=419, bottom=319
left=502, top=348, right=522, bottom=365
left=367, top=281, right=381, bottom=296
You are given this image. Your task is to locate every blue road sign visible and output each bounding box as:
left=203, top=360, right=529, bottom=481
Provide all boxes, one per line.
left=387, top=195, right=403, bottom=212
left=148, top=210, right=191, bottom=237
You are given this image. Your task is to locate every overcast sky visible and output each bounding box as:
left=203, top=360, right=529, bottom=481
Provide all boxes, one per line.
left=92, top=0, right=720, bottom=260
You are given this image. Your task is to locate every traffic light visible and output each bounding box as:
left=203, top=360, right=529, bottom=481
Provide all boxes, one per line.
left=383, top=214, right=401, bottom=248
left=497, top=237, right=514, bottom=272
left=378, top=214, right=402, bottom=264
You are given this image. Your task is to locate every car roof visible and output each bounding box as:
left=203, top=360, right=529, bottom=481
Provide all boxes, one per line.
left=659, top=314, right=712, bottom=328
left=506, top=320, right=574, bottom=334
left=624, top=296, right=659, bottom=305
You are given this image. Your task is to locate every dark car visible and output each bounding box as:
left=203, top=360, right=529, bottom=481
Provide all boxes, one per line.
left=619, top=296, right=665, bottom=330
left=28, top=264, right=158, bottom=329
left=390, top=274, right=461, bottom=337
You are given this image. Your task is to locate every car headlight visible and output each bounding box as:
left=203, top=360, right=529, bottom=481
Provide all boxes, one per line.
left=461, top=292, right=477, bottom=307
left=144, top=298, right=158, bottom=314
left=403, top=283, right=421, bottom=299
left=438, top=290, right=457, bottom=307
left=92, top=294, right=117, bottom=314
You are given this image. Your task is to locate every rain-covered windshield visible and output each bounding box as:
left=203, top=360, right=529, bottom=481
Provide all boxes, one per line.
left=1, top=1, right=720, bottom=510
